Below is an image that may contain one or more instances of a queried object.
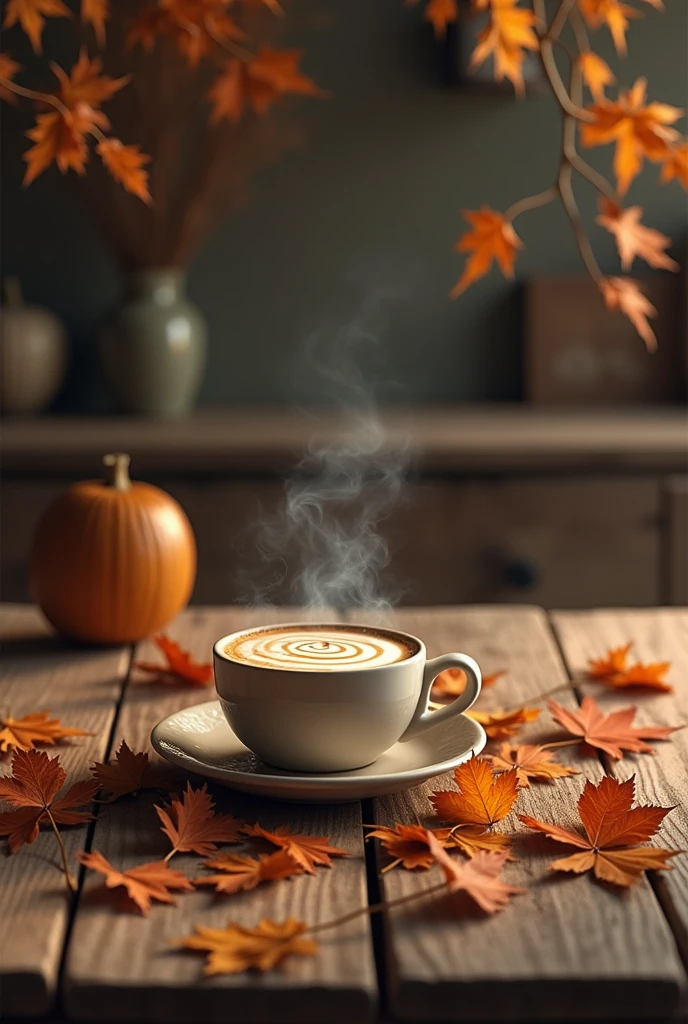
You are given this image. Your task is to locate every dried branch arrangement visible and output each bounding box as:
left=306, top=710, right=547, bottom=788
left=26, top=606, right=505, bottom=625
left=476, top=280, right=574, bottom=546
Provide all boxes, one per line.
left=411, top=0, right=687, bottom=349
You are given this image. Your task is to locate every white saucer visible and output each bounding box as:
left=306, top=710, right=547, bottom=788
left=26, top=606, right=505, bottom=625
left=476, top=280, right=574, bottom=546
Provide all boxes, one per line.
left=150, top=700, right=486, bottom=803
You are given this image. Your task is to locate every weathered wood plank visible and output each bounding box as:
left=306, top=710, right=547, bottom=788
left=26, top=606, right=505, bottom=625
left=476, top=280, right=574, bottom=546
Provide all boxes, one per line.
left=365, top=606, right=686, bottom=1021
left=63, top=607, right=378, bottom=1024
left=0, top=605, right=130, bottom=1018
left=551, top=608, right=688, bottom=964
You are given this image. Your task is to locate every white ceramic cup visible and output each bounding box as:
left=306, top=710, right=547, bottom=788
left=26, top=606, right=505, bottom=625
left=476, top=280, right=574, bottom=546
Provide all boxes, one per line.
left=213, top=622, right=481, bottom=773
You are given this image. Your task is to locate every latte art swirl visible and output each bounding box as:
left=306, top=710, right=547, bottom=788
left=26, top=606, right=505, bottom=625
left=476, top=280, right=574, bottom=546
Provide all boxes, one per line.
left=225, top=627, right=417, bottom=671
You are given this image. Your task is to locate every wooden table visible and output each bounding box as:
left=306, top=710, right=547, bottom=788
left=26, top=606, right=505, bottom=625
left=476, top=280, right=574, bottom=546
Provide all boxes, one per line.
left=2, top=603, right=687, bottom=1023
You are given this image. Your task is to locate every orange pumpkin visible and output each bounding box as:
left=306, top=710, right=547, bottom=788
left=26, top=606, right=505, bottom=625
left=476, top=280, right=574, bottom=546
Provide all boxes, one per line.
left=29, top=453, right=196, bottom=644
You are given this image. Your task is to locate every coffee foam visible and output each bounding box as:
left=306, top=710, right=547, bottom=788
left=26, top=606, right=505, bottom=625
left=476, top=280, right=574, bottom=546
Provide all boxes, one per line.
left=224, top=625, right=418, bottom=672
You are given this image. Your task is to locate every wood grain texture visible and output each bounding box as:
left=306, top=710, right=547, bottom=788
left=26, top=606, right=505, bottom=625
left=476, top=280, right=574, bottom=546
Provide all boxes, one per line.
left=551, top=609, right=688, bottom=964
left=0, top=605, right=129, bottom=1017
left=364, top=606, right=686, bottom=1021
left=661, top=477, right=688, bottom=605
left=63, top=607, right=378, bottom=1024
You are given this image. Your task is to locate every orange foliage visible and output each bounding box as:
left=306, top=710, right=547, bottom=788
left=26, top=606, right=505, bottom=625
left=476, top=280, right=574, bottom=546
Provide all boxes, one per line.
left=178, top=918, right=318, bottom=975
left=450, top=208, right=522, bottom=297
left=78, top=850, right=194, bottom=914
left=0, top=711, right=92, bottom=754
left=485, top=743, right=580, bottom=787
left=155, top=783, right=245, bottom=857
left=548, top=696, right=680, bottom=760
left=136, top=635, right=213, bottom=686
left=431, top=756, right=519, bottom=827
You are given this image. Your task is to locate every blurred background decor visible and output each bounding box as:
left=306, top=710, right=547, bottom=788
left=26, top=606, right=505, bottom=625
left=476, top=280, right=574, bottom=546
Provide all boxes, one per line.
left=0, top=277, right=68, bottom=414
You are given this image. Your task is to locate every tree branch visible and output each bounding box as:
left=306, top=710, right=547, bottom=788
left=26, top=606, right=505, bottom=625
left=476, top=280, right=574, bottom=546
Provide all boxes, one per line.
left=505, top=185, right=558, bottom=222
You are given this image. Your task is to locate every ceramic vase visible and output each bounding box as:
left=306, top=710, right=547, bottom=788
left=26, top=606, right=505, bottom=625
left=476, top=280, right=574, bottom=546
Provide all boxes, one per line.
left=0, top=279, right=67, bottom=415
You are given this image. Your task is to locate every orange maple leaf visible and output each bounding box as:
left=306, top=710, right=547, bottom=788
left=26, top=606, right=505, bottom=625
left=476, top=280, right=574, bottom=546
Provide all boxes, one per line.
left=432, top=668, right=506, bottom=700
left=195, top=850, right=302, bottom=894
left=78, top=849, right=194, bottom=914
left=448, top=826, right=513, bottom=858
left=53, top=50, right=129, bottom=109
left=450, top=207, right=522, bottom=298
left=3, top=0, right=70, bottom=54
left=431, top=756, right=519, bottom=827
left=178, top=917, right=318, bottom=975
left=91, top=739, right=176, bottom=800
left=242, top=822, right=348, bottom=874
left=97, top=139, right=151, bottom=203
left=81, top=0, right=108, bottom=44
left=23, top=106, right=107, bottom=185
left=128, top=0, right=245, bottom=66
left=466, top=705, right=540, bottom=740
left=519, top=774, right=678, bottom=886
left=0, top=748, right=96, bottom=852
left=576, top=0, right=664, bottom=56
left=0, top=711, right=93, bottom=754
left=0, top=53, right=22, bottom=104
left=155, top=783, right=244, bottom=857
left=136, top=635, right=213, bottom=686
left=426, top=832, right=523, bottom=912
left=366, top=823, right=453, bottom=870
left=485, top=742, right=580, bottom=787
left=660, top=143, right=688, bottom=189
left=578, top=51, right=615, bottom=102
left=607, top=661, right=673, bottom=693
left=209, top=48, right=325, bottom=124
left=410, top=0, right=458, bottom=37
left=587, top=642, right=633, bottom=679
left=597, top=200, right=678, bottom=272
left=470, top=0, right=539, bottom=96
left=581, top=78, right=683, bottom=195
left=601, top=276, right=658, bottom=352
left=547, top=696, right=680, bottom=760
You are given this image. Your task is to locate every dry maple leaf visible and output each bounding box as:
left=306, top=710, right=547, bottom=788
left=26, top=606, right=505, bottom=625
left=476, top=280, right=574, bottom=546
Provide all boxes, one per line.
left=81, top=0, right=108, bottom=44
left=607, top=661, right=673, bottom=693
left=466, top=705, right=540, bottom=740
left=601, top=276, right=658, bottom=352
left=128, top=0, right=245, bottom=66
left=581, top=78, right=683, bottom=195
left=156, top=783, right=244, bottom=857
left=596, top=200, right=678, bottom=272
left=78, top=849, right=194, bottom=914
left=0, top=53, right=21, bottom=103
left=209, top=48, right=325, bottom=124
left=23, top=106, right=108, bottom=185
left=660, top=143, right=688, bottom=189
left=242, top=822, right=348, bottom=874
left=3, top=0, right=71, bottom=54
left=426, top=832, right=523, bottom=912
left=366, top=823, right=453, bottom=870
left=416, top=0, right=459, bottom=37
left=0, top=748, right=96, bottom=852
left=451, top=207, right=522, bottom=297
left=547, top=696, right=680, bottom=760
left=97, top=139, right=151, bottom=203
left=136, top=635, right=213, bottom=686
left=448, top=825, right=513, bottom=858
left=432, top=668, right=506, bottom=700
left=0, top=711, right=93, bottom=754
left=470, top=0, right=539, bottom=96
left=91, top=740, right=176, bottom=800
left=430, top=756, right=519, bottom=827
left=53, top=50, right=129, bottom=109
left=577, top=0, right=662, bottom=55
left=578, top=51, right=615, bottom=101
left=178, top=917, right=318, bottom=975
left=587, top=642, right=633, bottom=679
left=485, top=742, right=580, bottom=788
left=519, top=774, right=678, bottom=887
left=195, top=850, right=302, bottom=894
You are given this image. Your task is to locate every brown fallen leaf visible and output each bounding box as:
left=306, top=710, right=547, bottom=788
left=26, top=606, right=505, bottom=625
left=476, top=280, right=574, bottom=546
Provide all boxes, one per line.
left=432, top=668, right=506, bottom=700
left=426, top=832, right=523, bottom=912
left=466, top=706, right=540, bottom=740
left=366, top=823, right=453, bottom=871
left=607, top=661, right=673, bottom=692
left=485, top=742, right=580, bottom=788
left=431, top=756, right=519, bottom=827
left=136, top=635, right=213, bottom=686
left=178, top=917, right=318, bottom=975
left=242, top=823, right=347, bottom=874
left=548, top=696, right=681, bottom=759
left=519, top=774, right=679, bottom=887
left=91, top=740, right=176, bottom=800
left=195, top=850, right=302, bottom=894
left=78, top=849, right=194, bottom=914
left=587, top=642, right=633, bottom=679
left=156, top=783, right=244, bottom=858
left=0, top=711, right=93, bottom=754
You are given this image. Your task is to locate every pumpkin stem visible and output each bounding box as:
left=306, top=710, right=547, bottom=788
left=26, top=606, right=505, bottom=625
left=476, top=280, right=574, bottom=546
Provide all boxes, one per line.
left=103, top=453, right=132, bottom=492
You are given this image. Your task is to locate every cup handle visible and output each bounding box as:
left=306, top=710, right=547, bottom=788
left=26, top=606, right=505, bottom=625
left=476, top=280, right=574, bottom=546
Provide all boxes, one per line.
left=400, top=653, right=482, bottom=742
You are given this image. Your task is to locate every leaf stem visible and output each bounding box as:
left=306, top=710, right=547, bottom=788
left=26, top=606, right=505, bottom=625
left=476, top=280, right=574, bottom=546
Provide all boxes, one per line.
left=0, top=77, right=71, bottom=118
left=45, top=808, right=77, bottom=892
left=306, top=881, right=447, bottom=935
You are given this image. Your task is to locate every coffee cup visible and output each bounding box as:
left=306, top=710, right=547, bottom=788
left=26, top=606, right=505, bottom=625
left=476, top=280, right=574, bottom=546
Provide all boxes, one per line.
left=213, top=622, right=481, bottom=773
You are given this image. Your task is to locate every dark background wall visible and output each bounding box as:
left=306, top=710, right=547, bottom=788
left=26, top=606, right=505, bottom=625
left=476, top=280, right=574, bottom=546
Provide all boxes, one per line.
left=1, top=0, right=686, bottom=409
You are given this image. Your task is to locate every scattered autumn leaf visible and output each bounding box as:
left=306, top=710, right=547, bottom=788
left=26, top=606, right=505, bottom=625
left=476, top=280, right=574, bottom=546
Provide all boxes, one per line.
left=97, top=139, right=151, bottom=203
left=178, top=917, right=318, bottom=975
left=432, top=668, right=506, bottom=700
left=195, top=850, right=302, bottom=894
left=0, top=748, right=96, bottom=852
left=78, top=849, right=194, bottom=914
left=81, top=0, right=108, bottom=44
left=431, top=756, right=519, bottom=827
left=209, top=48, right=325, bottom=124
left=366, top=823, right=453, bottom=870
left=548, top=696, right=680, bottom=759
left=0, top=711, right=93, bottom=754
left=91, top=740, right=176, bottom=800
left=467, top=705, right=540, bottom=740
left=581, top=78, right=683, bottom=195
left=470, top=0, right=539, bottom=96
left=601, top=276, right=658, bottom=352
left=426, top=832, right=523, bottom=912
left=155, top=783, right=244, bottom=857
left=242, top=822, right=347, bottom=874
left=597, top=200, right=678, bottom=272
left=660, top=143, right=688, bottom=189
left=485, top=742, right=580, bottom=788
left=578, top=51, right=615, bottom=101
left=448, top=826, right=513, bottom=858
left=607, top=661, right=673, bottom=692
left=450, top=208, right=522, bottom=297
left=136, top=635, right=213, bottom=686
left=0, top=53, right=21, bottom=103
left=587, top=642, right=633, bottom=679
left=3, top=0, right=71, bottom=54
left=519, top=774, right=678, bottom=886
